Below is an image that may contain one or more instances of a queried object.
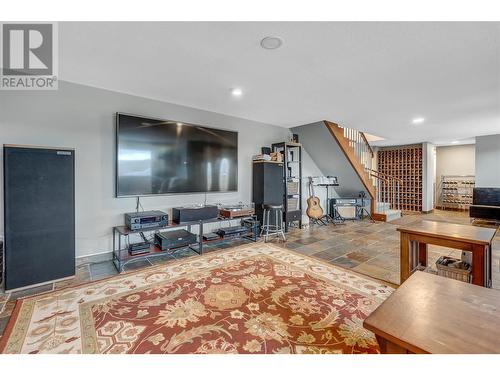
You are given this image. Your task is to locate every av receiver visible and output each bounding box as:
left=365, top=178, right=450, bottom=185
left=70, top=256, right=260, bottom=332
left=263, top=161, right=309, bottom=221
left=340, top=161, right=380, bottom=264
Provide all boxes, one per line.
left=125, top=210, right=168, bottom=230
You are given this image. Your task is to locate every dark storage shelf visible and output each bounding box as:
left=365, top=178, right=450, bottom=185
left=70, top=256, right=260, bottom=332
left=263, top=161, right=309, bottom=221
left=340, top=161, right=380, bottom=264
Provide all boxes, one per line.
left=272, top=142, right=303, bottom=231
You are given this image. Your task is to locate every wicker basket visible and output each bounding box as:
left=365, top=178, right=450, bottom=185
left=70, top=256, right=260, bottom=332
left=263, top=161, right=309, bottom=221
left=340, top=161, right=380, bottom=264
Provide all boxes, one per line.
left=287, top=197, right=299, bottom=211
left=287, top=181, right=300, bottom=195
left=435, top=256, right=472, bottom=283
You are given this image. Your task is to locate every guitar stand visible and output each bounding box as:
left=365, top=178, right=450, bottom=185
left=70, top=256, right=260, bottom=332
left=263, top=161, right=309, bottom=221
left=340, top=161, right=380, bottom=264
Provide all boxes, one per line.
left=310, top=216, right=329, bottom=226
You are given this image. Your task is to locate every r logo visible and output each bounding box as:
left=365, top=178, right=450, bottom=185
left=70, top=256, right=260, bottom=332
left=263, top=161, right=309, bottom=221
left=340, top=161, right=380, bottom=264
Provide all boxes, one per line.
left=2, top=23, right=53, bottom=76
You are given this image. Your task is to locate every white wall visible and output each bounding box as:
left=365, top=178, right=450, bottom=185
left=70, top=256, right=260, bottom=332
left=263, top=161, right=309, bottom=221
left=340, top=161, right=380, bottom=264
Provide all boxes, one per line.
left=292, top=122, right=366, bottom=197
left=422, top=142, right=436, bottom=212
left=0, top=81, right=291, bottom=257
left=435, top=144, right=475, bottom=206
left=300, top=148, right=332, bottom=225
left=475, top=134, right=500, bottom=187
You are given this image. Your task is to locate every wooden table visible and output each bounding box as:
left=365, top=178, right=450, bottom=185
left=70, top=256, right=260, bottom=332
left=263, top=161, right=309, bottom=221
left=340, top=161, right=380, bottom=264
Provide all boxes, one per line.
left=397, top=220, right=496, bottom=287
left=364, top=271, right=500, bottom=353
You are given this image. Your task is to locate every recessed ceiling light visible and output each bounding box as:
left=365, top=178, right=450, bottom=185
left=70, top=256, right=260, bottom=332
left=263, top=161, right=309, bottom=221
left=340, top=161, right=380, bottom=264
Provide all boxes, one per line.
left=411, top=117, right=425, bottom=125
left=231, top=88, right=243, bottom=97
left=260, top=36, right=283, bottom=50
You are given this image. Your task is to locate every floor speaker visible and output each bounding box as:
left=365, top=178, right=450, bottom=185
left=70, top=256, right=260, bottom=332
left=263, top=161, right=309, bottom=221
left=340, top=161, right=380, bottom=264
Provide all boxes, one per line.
left=3, top=145, right=75, bottom=290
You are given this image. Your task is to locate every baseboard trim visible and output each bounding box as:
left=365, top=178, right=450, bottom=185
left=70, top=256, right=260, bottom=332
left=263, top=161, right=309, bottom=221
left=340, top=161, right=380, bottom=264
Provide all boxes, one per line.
left=4, top=275, right=74, bottom=293
left=434, top=206, right=470, bottom=212
left=76, top=251, right=113, bottom=266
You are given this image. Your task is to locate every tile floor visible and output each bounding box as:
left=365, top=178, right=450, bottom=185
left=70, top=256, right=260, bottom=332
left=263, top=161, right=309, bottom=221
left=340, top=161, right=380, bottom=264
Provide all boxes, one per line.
left=0, top=210, right=498, bottom=340
left=281, top=210, right=500, bottom=287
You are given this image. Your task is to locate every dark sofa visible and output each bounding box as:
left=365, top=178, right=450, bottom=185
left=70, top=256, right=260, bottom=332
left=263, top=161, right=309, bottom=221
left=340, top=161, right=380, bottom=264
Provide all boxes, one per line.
left=469, top=187, right=500, bottom=221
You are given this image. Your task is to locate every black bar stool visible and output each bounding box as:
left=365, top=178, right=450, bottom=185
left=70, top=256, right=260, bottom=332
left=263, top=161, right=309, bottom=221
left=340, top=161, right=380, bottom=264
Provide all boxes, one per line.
left=261, top=204, right=286, bottom=242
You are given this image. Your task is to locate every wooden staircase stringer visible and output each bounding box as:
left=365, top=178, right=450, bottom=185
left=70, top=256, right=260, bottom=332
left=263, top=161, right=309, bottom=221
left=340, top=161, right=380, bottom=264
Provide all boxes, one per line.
left=323, top=120, right=377, bottom=214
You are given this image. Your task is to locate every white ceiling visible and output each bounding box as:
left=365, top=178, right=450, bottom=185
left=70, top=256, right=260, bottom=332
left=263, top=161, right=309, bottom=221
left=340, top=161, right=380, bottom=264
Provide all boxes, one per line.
left=59, top=22, right=500, bottom=145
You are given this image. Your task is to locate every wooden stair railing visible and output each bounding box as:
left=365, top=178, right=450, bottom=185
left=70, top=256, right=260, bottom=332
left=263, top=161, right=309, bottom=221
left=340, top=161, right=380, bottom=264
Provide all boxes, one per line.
left=368, top=169, right=402, bottom=213
left=323, top=121, right=377, bottom=213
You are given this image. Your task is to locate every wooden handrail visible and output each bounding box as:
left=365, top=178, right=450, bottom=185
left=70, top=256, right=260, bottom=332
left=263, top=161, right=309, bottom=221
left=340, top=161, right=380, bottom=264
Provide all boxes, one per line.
left=367, top=168, right=403, bottom=183
left=370, top=173, right=389, bottom=183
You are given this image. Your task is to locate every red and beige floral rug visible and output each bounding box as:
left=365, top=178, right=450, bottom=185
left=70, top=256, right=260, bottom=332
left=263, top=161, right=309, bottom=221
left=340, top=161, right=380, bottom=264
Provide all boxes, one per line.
left=0, top=243, right=393, bottom=354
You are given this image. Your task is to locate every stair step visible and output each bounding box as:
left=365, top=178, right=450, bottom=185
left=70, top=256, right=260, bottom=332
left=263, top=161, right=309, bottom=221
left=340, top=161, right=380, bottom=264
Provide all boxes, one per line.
left=372, top=209, right=401, bottom=222
left=376, top=202, right=391, bottom=211
left=385, top=209, right=402, bottom=222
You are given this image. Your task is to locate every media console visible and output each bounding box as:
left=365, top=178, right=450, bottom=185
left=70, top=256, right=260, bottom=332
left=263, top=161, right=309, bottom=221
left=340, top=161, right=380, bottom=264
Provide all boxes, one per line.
left=112, top=215, right=259, bottom=272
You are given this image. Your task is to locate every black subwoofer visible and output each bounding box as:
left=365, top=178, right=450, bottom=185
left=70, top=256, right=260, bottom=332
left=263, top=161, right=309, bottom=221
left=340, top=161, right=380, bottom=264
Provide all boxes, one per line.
left=3, top=145, right=75, bottom=290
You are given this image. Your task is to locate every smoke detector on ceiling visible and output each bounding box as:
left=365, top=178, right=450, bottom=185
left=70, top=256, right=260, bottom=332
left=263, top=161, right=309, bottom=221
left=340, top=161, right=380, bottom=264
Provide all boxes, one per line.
left=260, top=36, right=283, bottom=50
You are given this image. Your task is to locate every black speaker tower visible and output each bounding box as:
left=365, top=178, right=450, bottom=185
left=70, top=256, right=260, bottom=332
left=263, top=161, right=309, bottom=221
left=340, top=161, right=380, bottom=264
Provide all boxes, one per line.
left=3, top=145, right=76, bottom=290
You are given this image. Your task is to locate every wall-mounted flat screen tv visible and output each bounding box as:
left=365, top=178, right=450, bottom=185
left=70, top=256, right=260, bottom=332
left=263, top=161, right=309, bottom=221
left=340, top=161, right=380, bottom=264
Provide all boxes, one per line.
left=116, top=113, right=238, bottom=197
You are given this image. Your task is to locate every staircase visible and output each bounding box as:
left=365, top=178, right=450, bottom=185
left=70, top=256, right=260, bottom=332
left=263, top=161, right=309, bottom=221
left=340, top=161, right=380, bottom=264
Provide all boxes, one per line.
left=324, top=121, right=402, bottom=222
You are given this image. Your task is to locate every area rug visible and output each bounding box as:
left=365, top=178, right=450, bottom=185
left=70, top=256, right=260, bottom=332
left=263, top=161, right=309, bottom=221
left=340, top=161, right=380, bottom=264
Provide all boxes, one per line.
left=0, top=243, right=393, bottom=354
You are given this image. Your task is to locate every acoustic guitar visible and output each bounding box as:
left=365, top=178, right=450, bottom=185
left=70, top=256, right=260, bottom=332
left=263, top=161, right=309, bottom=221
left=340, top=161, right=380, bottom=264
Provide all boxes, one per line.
left=306, top=177, right=324, bottom=219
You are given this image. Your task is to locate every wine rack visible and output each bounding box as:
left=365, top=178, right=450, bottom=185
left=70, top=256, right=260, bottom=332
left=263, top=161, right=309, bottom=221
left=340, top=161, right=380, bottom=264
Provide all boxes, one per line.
left=439, top=175, right=475, bottom=210
left=377, top=145, right=423, bottom=212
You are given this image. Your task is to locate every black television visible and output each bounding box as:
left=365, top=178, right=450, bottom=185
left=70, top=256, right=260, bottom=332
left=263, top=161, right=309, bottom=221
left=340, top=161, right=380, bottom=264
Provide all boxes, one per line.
left=116, top=113, right=238, bottom=197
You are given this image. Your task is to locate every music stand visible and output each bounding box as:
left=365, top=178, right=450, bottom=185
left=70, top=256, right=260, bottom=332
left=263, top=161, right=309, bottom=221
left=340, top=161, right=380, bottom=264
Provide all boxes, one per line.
left=312, top=176, right=345, bottom=225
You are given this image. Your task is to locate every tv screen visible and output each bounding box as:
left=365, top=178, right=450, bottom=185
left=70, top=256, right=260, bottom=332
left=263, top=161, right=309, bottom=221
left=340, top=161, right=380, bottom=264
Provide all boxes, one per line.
left=116, top=113, right=238, bottom=197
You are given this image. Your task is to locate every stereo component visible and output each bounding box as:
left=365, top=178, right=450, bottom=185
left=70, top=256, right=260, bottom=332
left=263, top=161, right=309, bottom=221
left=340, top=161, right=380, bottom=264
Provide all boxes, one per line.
left=329, top=198, right=360, bottom=220
left=154, top=230, right=198, bottom=251
left=219, top=203, right=255, bottom=219
left=172, top=205, right=219, bottom=224
left=216, top=226, right=248, bottom=238
left=128, top=242, right=151, bottom=256
left=125, top=210, right=168, bottom=230
left=203, top=232, right=220, bottom=241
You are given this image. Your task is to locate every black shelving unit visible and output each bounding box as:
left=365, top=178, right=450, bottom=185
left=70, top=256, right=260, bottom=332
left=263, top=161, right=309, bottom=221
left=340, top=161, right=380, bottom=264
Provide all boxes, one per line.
left=271, top=142, right=303, bottom=231
left=112, top=215, right=259, bottom=272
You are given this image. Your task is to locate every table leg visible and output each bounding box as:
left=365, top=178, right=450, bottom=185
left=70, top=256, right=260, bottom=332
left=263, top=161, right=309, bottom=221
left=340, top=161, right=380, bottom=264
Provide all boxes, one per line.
left=400, top=232, right=411, bottom=284
left=487, top=243, right=492, bottom=288
left=375, top=335, right=409, bottom=354
left=472, top=244, right=486, bottom=287
left=418, top=242, right=428, bottom=267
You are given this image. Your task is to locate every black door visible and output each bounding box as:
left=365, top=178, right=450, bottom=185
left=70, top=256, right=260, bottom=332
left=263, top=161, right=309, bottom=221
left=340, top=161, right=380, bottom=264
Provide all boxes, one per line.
left=4, top=146, right=75, bottom=290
